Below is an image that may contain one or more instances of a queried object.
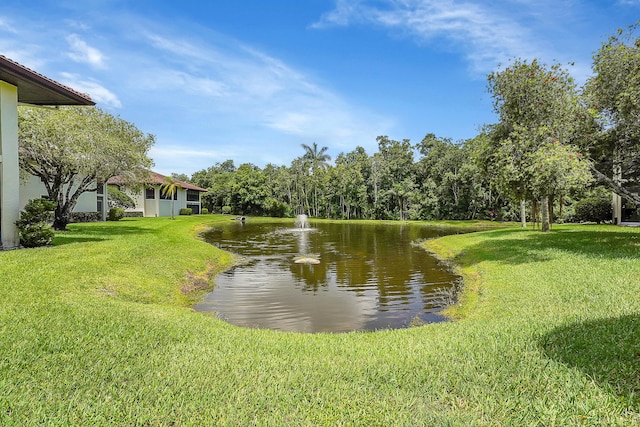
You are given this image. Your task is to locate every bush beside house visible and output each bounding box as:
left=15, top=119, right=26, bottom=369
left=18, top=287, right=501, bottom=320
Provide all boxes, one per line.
left=16, top=199, right=56, bottom=247
left=574, top=196, right=613, bottom=224
left=107, top=208, right=125, bottom=221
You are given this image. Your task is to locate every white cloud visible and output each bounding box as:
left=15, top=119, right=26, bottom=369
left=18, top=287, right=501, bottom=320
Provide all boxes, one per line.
left=0, top=47, right=43, bottom=70
left=0, top=7, right=394, bottom=168
left=149, top=144, right=243, bottom=175
left=150, top=145, right=231, bottom=159
left=64, top=20, right=92, bottom=31
left=59, top=72, right=121, bottom=108
left=312, top=0, right=541, bottom=72
left=144, top=32, right=211, bottom=61
left=310, top=0, right=364, bottom=29
left=66, top=34, right=106, bottom=68
left=137, top=68, right=228, bottom=97
left=136, top=29, right=391, bottom=153
left=0, top=17, right=17, bottom=33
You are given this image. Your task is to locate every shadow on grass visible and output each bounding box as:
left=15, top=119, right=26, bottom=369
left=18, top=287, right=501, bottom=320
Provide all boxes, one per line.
left=53, top=235, right=106, bottom=246
left=53, top=223, right=156, bottom=246
left=540, top=314, right=640, bottom=409
left=452, top=226, right=640, bottom=267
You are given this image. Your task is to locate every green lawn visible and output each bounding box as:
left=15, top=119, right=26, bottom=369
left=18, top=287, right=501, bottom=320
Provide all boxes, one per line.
left=1, top=216, right=639, bottom=425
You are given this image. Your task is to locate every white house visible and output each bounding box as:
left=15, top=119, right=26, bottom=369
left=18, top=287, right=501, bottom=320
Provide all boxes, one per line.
left=108, top=170, right=207, bottom=217
left=0, top=55, right=94, bottom=249
left=19, top=174, right=107, bottom=220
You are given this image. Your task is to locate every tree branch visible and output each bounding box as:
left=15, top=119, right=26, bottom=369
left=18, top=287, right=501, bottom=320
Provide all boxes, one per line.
left=590, top=163, right=640, bottom=204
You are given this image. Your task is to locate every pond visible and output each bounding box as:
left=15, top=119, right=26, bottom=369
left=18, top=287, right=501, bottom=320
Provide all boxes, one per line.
left=194, top=220, right=465, bottom=333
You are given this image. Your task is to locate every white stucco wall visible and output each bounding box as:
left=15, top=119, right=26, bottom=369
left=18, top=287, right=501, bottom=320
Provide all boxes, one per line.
left=19, top=175, right=99, bottom=212
left=613, top=192, right=622, bottom=224
left=118, top=185, right=202, bottom=217
left=0, top=81, right=19, bottom=249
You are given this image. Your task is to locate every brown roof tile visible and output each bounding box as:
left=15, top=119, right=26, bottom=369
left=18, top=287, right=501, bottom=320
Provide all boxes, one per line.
left=0, top=55, right=94, bottom=105
left=108, top=170, right=208, bottom=192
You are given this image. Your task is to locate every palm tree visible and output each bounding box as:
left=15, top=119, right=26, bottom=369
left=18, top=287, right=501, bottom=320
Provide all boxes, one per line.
left=301, top=142, right=331, bottom=171
left=160, top=176, right=182, bottom=220
left=301, top=143, right=331, bottom=217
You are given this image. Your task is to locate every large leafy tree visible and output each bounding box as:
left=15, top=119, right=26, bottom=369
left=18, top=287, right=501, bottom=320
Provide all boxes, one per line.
left=331, top=147, right=370, bottom=219
left=584, top=24, right=640, bottom=203
left=262, top=163, right=293, bottom=217
left=230, top=163, right=269, bottom=215
left=415, top=134, right=493, bottom=220
left=371, top=136, right=415, bottom=219
left=485, top=59, right=592, bottom=231
left=18, top=106, right=154, bottom=230
left=194, top=160, right=236, bottom=213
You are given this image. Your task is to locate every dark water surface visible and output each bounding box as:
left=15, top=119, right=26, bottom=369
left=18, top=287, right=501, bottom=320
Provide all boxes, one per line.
left=194, top=221, right=464, bottom=333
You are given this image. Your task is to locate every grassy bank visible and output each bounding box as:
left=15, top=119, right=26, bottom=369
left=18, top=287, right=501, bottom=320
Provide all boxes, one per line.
left=1, top=217, right=639, bottom=425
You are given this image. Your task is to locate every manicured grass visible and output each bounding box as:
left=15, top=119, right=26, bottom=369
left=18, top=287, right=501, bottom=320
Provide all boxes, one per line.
left=1, top=217, right=639, bottom=425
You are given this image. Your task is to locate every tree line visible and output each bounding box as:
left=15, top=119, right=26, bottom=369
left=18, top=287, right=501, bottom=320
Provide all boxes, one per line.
left=176, top=24, right=640, bottom=231
left=16, top=24, right=640, bottom=232
left=178, top=135, right=506, bottom=221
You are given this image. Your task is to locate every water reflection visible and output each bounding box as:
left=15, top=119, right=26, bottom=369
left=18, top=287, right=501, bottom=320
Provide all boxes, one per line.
left=195, top=221, right=462, bottom=333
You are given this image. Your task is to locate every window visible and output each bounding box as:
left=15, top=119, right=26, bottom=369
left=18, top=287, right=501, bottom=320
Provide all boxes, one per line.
left=145, top=188, right=155, bottom=199
left=187, top=203, right=200, bottom=214
left=159, top=190, right=177, bottom=200
left=186, top=190, right=200, bottom=202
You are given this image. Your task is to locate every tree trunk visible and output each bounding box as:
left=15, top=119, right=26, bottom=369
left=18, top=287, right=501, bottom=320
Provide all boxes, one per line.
left=558, top=197, right=564, bottom=220
left=520, top=199, right=527, bottom=228
left=51, top=176, right=93, bottom=230
left=541, top=196, right=550, bottom=232
left=53, top=205, right=71, bottom=230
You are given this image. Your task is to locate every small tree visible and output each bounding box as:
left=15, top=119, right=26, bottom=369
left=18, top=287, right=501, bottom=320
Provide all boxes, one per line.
left=16, top=199, right=56, bottom=247
left=18, top=106, right=154, bottom=230
left=160, top=177, right=182, bottom=220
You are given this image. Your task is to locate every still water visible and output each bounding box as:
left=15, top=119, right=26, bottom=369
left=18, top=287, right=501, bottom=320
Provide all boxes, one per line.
left=194, top=220, right=463, bottom=333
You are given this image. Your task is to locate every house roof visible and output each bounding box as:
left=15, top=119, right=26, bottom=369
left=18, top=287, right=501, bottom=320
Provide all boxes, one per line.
left=108, top=170, right=208, bottom=192
left=0, top=55, right=95, bottom=105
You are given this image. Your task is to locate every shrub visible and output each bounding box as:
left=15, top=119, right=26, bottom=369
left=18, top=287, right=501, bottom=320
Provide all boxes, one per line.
left=201, top=208, right=209, bottom=214
left=107, top=186, right=135, bottom=209
left=70, top=212, right=102, bottom=223
left=179, top=208, right=193, bottom=216
left=16, top=198, right=56, bottom=248
left=573, top=197, right=612, bottom=224
left=222, top=206, right=232, bottom=215
left=107, top=207, right=125, bottom=221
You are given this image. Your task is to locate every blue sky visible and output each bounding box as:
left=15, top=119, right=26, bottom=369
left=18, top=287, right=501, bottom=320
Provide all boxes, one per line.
left=1, top=1, right=638, bottom=175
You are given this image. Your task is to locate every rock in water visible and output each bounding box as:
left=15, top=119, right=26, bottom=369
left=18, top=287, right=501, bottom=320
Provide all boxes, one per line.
left=294, top=257, right=320, bottom=265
